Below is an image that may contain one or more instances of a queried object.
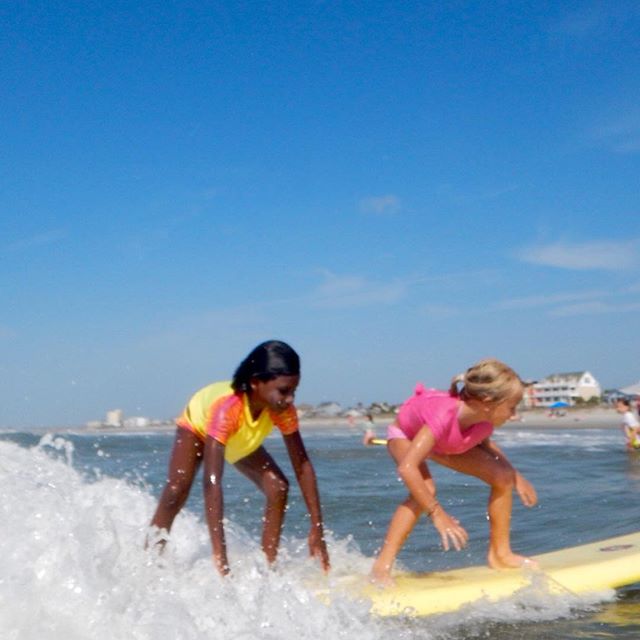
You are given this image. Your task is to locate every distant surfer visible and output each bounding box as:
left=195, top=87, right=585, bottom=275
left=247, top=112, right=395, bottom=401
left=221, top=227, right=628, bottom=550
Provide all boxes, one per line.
left=147, top=340, right=330, bottom=575
left=370, top=358, right=538, bottom=586
left=362, top=429, right=387, bottom=446
left=615, top=398, right=640, bottom=450
left=362, top=413, right=387, bottom=445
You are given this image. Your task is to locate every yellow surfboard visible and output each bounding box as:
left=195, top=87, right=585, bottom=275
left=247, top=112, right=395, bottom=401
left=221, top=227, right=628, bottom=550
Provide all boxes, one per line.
left=325, top=531, right=640, bottom=617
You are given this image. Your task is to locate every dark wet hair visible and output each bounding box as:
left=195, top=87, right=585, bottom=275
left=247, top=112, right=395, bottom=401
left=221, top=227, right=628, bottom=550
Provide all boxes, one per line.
left=231, top=340, right=301, bottom=392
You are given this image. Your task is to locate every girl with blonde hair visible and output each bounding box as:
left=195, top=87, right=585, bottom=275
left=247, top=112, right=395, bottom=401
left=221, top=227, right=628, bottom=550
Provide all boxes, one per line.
left=371, top=358, right=537, bottom=585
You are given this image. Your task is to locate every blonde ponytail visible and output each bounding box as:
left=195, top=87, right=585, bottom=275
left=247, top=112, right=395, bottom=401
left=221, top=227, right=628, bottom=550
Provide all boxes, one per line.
left=449, top=373, right=465, bottom=397
left=456, top=358, right=523, bottom=403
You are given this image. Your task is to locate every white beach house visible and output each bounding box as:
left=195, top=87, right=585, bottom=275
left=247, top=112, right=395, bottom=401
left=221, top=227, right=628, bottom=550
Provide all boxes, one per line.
left=529, top=371, right=601, bottom=407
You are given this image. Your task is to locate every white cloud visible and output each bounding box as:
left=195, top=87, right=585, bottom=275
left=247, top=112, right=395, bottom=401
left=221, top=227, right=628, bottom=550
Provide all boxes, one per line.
left=589, top=111, right=640, bottom=154
left=5, top=229, right=67, bottom=253
left=0, top=325, right=16, bottom=340
left=495, top=284, right=640, bottom=318
left=550, top=300, right=640, bottom=317
left=550, top=4, right=640, bottom=39
left=551, top=6, right=610, bottom=37
left=304, top=267, right=501, bottom=311
left=496, top=290, right=607, bottom=310
left=419, top=303, right=460, bottom=318
left=359, top=194, right=401, bottom=215
left=516, top=240, right=639, bottom=270
left=310, top=270, right=407, bottom=308
left=435, top=183, right=519, bottom=205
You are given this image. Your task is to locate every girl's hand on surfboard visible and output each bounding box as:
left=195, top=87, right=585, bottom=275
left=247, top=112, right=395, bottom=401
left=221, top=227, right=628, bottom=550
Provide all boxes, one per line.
left=431, top=508, right=468, bottom=551
left=515, top=473, right=538, bottom=507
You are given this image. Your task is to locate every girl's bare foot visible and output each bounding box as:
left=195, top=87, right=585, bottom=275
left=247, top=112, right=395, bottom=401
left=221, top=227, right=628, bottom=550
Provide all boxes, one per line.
left=369, top=568, right=395, bottom=588
left=488, top=549, right=539, bottom=570
left=145, top=527, right=169, bottom=553
left=369, top=557, right=397, bottom=587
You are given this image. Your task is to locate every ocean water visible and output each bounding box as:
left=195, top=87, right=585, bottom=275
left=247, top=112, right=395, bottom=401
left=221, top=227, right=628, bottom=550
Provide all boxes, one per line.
left=1, top=422, right=639, bottom=639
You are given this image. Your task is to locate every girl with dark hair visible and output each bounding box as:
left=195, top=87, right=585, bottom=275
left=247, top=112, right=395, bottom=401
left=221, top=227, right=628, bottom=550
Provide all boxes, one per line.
left=148, top=340, right=330, bottom=575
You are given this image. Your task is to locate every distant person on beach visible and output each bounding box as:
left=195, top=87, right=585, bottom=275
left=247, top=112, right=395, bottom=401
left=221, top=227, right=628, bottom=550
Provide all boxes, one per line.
left=148, top=340, right=330, bottom=575
left=362, top=413, right=385, bottom=445
left=370, top=358, right=538, bottom=586
left=616, top=398, right=640, bottom=450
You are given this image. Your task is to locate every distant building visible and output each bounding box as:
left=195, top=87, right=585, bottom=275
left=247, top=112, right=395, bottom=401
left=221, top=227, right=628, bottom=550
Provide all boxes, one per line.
left=530, top=371, right=601, bottom=407
left=105, top=409, right=123, bottom=427
left=123, top=416, right=150, bottom=429
left=520, top=380, right=538, bottom=409
left=368, top=401, right=396, bottom=415
left=295, top=403, right=314, bottom=419
left=313, top=401, right=343, bottom=417
left=602, top=389, right=627, bottom=405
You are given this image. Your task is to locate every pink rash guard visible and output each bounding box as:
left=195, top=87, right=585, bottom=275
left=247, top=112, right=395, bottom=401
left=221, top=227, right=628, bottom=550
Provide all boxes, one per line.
left=386, top=384, right=494, bottom=455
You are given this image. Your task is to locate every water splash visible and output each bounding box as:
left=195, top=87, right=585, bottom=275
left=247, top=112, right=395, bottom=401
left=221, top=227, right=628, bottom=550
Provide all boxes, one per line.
left=0, top=439, right=386, bottom=640
left=0, top=437, right=621, bottom=640
left=37, top=432, right=75, bottom=466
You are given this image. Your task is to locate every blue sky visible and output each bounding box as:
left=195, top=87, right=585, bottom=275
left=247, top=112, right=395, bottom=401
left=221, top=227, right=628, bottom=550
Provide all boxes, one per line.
left=2, top=1, right=639, bottom=428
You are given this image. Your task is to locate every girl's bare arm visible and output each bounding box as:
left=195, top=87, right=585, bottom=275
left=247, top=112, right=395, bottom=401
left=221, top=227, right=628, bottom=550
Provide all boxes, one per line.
left=398, top=426, right=468, bottom=550
left=284, top=431, right=330, bottom=571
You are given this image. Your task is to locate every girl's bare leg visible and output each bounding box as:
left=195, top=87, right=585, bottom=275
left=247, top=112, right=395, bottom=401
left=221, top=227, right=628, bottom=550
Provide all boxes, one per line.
left=371, top=439, right=436, bottom=584
left=431, top=447, right=528, bottom=568
left=149, top=428, right=204, bottom=544
left=234, top=447, right=290, bottom=564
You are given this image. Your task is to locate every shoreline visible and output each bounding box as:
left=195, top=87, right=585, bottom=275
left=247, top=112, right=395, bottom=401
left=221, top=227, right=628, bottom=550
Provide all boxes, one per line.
left=250, top=407, right=612, bottom=432
left=300, top=407, right=621, bottom=431
left=2, top=407, right=622, bottom=436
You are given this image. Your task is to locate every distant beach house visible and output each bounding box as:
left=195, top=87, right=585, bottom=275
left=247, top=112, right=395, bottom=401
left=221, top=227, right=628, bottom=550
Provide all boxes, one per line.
left=105, top=409, right=123, bottom=427
left=527, top=371, right=602, bottom=407
left=312, top=401, right=343, bottom=417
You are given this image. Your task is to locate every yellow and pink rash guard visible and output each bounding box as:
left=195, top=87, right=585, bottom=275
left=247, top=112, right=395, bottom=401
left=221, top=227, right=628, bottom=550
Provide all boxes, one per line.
left=175, top=381, right=299, bottom=463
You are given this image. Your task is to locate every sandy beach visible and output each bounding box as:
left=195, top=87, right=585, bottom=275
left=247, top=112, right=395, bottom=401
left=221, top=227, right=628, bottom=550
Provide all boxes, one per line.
left=62, top=406, right=621, bottom=437
left=504, top=407, right=620, bottom=429
left=299, top=406, right=621, bottom=432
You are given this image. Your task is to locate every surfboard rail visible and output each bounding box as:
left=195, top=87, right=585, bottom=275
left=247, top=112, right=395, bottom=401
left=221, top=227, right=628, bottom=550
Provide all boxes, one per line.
left=322, top=531, right=640, bottom=617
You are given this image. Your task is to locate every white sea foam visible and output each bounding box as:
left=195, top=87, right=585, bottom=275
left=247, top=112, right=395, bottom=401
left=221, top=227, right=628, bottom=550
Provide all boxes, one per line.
left=495, top=428, right=618, bottom=451
left=0, top=438, right=384, bottom=640
left=0, top=437, right=615, bottom=640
